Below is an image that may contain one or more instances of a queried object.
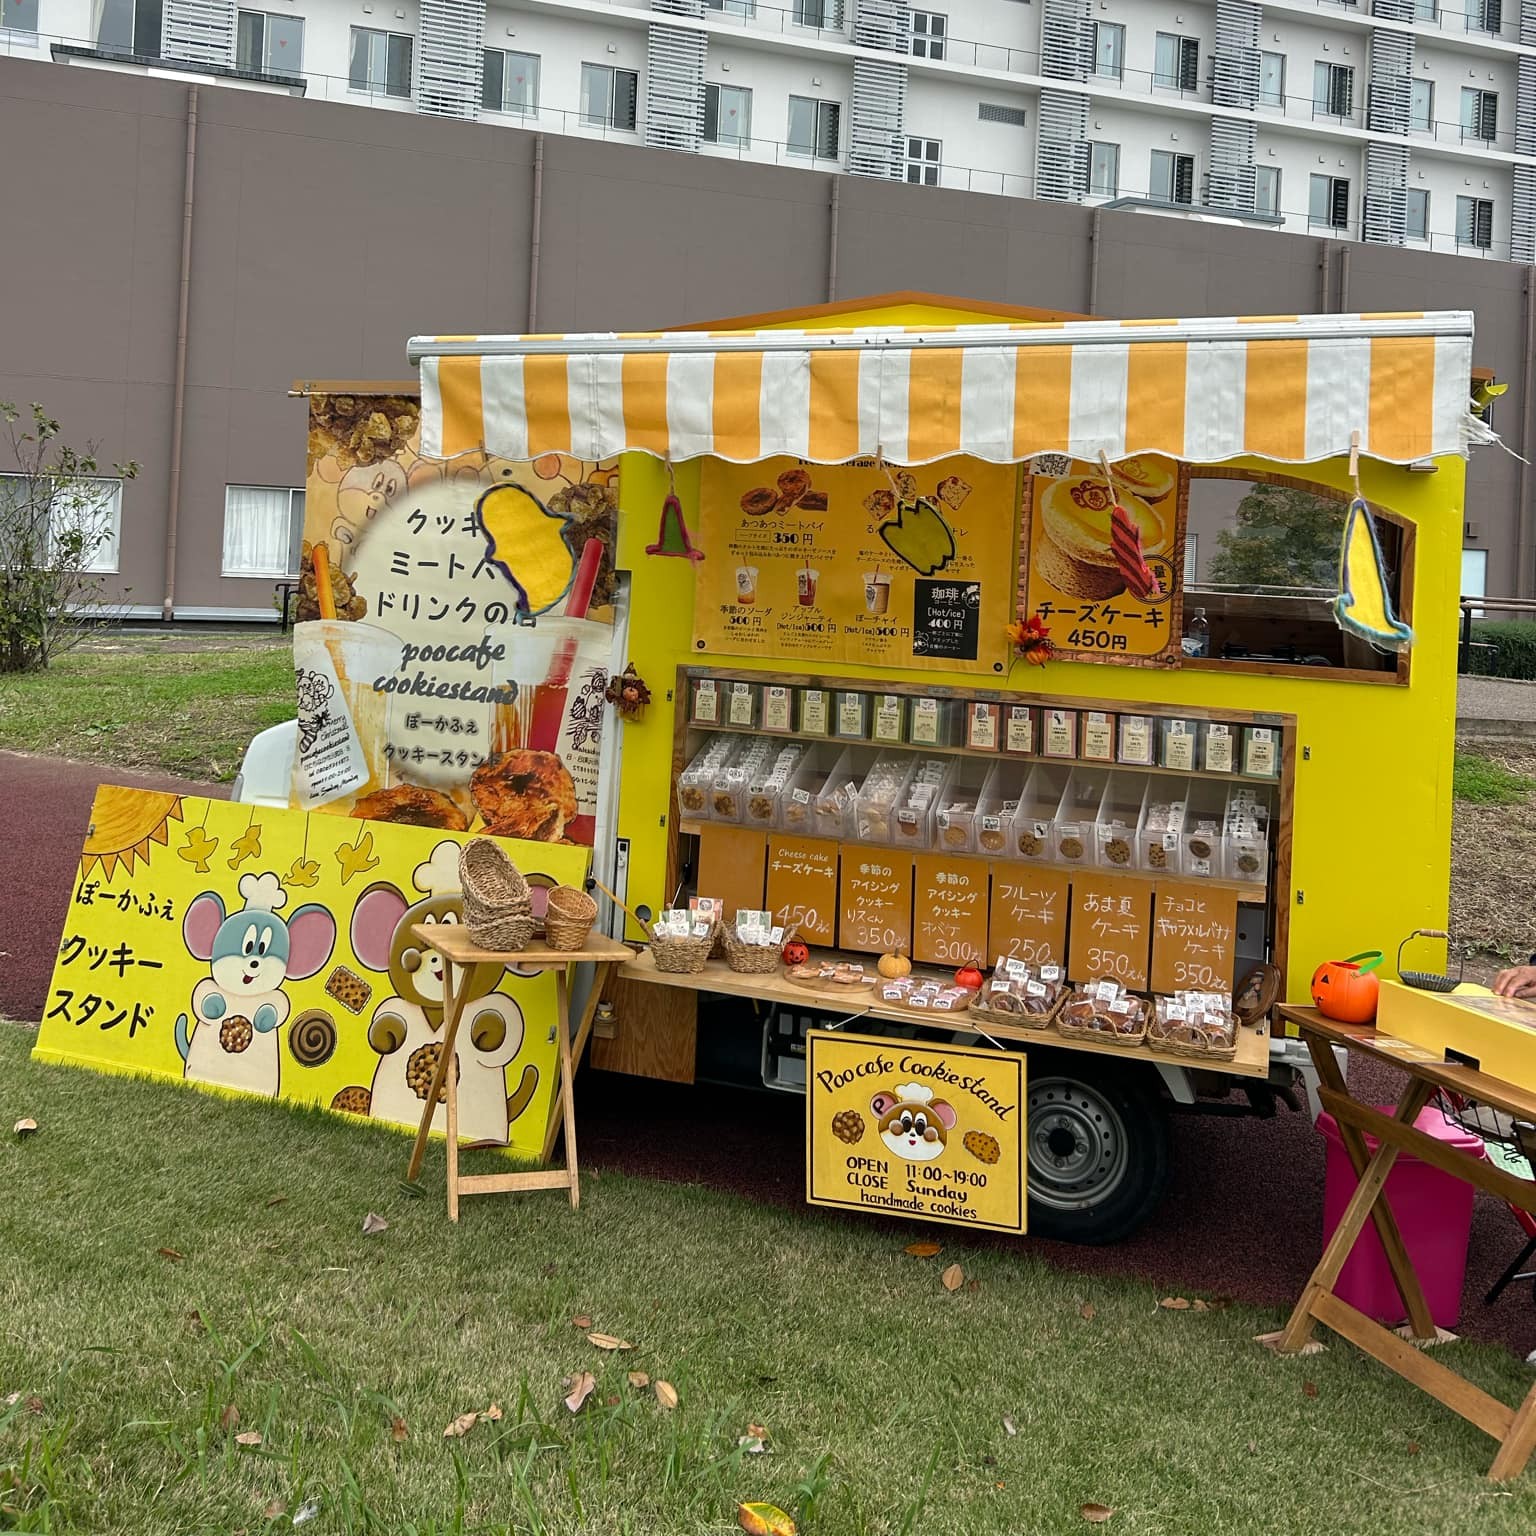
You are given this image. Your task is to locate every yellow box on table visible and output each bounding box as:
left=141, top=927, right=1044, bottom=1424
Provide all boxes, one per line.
left=1376, top=978, right=1536, bottom=1094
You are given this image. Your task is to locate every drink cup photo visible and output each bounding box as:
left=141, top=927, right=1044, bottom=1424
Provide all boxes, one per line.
left=797, top=568, right=820, bottom=607
left=863, top=571, right=892, bottom=615
left=736, top=565, right=759, bottom=604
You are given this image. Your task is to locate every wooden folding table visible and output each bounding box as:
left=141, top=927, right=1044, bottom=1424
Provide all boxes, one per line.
left=1272, top=1005, right=1536, bottom=1481
left=403, top=926, right=633, bottom=1220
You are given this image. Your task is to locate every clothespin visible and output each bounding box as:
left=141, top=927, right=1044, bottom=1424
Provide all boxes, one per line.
left=1098, top=450, right=1120, bottom=498
left=1348, top=430, right=1361, bottom=484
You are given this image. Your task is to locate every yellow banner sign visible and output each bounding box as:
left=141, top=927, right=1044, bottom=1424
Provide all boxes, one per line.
left=1023, top=457, right=1186, bottom=664
left=34, top=787, right=589, bottom=1157
left=695, top=456, right=1017, bottom=673
left=807, top=1031, right=1025, bottom=1233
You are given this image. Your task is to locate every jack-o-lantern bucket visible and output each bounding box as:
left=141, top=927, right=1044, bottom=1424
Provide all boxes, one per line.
left=1310, top=951, right=1384, bottom=1025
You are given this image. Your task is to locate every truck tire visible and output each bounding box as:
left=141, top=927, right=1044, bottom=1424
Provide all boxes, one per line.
left=1024, top=1048, right=1170, bottom=1244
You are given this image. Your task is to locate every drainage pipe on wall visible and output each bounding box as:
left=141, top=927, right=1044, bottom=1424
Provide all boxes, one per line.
left=1520, top=265, right=1535, bottom=599
left=527, top=134, right=544, bottom=331
left=1336, top=245, right=1350, bottom=314
left=161, top=84, right=199, bottom=622
left=826, top=176, right=840, bottom=303
left=1087, top=208, right=1102, bottom=316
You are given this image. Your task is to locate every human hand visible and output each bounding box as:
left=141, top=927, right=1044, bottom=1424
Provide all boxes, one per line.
left=1493, top=965, right=1536, bottom=999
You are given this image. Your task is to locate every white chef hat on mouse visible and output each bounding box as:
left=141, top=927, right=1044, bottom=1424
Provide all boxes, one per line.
left=238, top=871, right=288, bottom=913
left=895, top=1083, right=934, bottom=1106
left=414, top=840, right=463, bottom=897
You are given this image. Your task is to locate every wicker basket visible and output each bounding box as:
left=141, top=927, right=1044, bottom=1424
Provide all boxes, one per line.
left=1057, top=995, right=1149, bottom=1049
left=969, top=991, right=1064, bottom=1032
left=651, top=921, right=717, bottom=975
left=458, top=839, right=535, bottom=954
left=1234, top=963, right=1282, bottom=1029
left=721, top=926, right=787, bottom=974
left=544, top=885, right=597, bottom=952
left=1146, top=1022, right=1239, bottom=1062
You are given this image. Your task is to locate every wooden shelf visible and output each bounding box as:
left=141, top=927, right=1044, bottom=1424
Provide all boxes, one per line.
left=619, top=949, right=1271, bottom=1080
left=675, top=824, right=1267, bottom=903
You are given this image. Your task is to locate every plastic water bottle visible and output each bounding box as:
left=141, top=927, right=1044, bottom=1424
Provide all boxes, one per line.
left=1182, top=607, right=1210, bottom=658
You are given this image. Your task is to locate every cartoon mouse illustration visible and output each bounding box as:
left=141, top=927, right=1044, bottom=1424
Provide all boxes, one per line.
left=331, top=841, right=539, bottom=1145
left=175, top=872, right=337, bottom=1097
left=872, top=1083, right=957, bottom=1163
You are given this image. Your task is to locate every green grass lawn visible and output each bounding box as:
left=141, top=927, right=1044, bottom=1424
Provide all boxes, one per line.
left=1453, top=751, right=1536, bottom=808
left=0, top=646, right=293, bottom=782
left=3, top=1022, right=1536, bottom=1535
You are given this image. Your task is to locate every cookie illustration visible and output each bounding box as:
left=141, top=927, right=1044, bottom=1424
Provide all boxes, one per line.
left=936, top=475, right=972, bottom=510
left=963, top=1130, right=1001, bottom=1165
left=406, top=1042, right=459, bottom=1103
left=832, top=1109, right=865, bottom=1145
left=289, top=1009, right=338, bottom=1068
left=219, top=1015, right=253, bottom=1054
left=331, top=1085, right=373, bottom=1115
left=325, top=965, right=373, bottom=1015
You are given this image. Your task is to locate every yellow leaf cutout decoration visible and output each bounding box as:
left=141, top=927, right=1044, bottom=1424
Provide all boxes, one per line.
left=228, top=824, right=263, bottom=870
left=1333, top=497, right=1412, bottom=652
left=476, top=482, right=575, bottom=616
left=335, top=830, right=380, bottom=885
left=738, top=1502, right=796, bottom=1536
left=287, top=858, right=321, bottom=889
left=178, top=826, right=219, bottom=874
left=878, top=497, right=956, bottom=576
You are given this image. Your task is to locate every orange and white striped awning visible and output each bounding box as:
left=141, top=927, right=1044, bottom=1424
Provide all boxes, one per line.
left=409, top=312, right=1478, bottom=468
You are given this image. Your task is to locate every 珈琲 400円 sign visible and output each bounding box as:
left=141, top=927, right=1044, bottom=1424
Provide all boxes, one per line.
left=807, top=1032, right=1025, bottom=1233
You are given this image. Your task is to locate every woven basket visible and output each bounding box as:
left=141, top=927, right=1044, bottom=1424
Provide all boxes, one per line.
left=544, top=885, right=597, bottom=952
left=721, top=926, right=787, bottom=974
left=1057, top=997, right=1148, bottom=1049
left=1147, top=1022, right=1239, bottom=1062
left=1234, top=963, right=1282, bottom=1029
left=651, top=921, right=717, bottom=975
left=458, top=839, right=535, bottom=954
left=969, top=991, right=1064, bottom=1032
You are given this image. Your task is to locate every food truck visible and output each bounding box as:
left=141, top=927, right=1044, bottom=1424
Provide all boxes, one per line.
left=231, top=293, right=1476, bottom=1242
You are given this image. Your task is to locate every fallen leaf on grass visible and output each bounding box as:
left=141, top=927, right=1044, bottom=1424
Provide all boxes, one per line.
left=1158, top=1296, right=1190, bottom=1310
left=1407, top=1441, right=1420, bottom=1456
left=587, top=1333, right=633, bottom=1352
left=219, top=1404, right=240, bottom=1432
left=627, top=1371, right=650, bottom=1389
left=747, top=1423, right=768, bottom=1439
left=1192, top=1300, right=1209, bottom=1313
left=905, top=1241, right=942, bottom=1258
left=1002, top=1415, right=1018, bottom=1437
left=12, top=1118, right=37, bottom=1137
left=185, top=1310, right=206, bottom=1335
left=571, top=1314, right=593, bottom=1330
left=2, top=1393, right=42, bottom=1414
left=361, top=1213, right=389, bottom=1236
left=263, top=1499, right=287, bottom=1520
left=1081, top=1502, right=1113, bottom=1523
left=234, top=1430, right=263, bottom=1447
left=967, top=1279, right=981, bottom=1294
left=738, top=1500, right=796, bottom=1535
left=1079, top=1303, right=1096, bottom=1321
left=606, top=1395, right=621, bottom=1406
left=1302, top=1381, right=1319, bottom=1399
left=481, top=1403, right=503, bottom=1422
left=655, top=1381, right=679, bottom=1411
left=564, top=1373, right=597, bottom=1414
left=265, top=1195, right=288, bottom=1208
left=940, top=1263, right=965, bottom=1292
left=390, top=1416, right=409, bottom=1443
left=444, top=1412, right=479, bottom=1438
left=1206, top=1296, right=1234, bottom=1311
left=158, top=1248, right=185, bottom=1262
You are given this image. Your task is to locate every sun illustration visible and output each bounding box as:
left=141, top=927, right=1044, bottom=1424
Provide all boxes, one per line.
left=79, top=789, right=184, bottom=884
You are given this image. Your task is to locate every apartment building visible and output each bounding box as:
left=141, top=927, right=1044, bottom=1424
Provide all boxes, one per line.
left=3, top=0, right=1534, bottom=259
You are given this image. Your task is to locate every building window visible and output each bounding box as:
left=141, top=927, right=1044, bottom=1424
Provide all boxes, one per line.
left=223, top=487, right=305, bottom=578
left=1154, top=33, right=1200, bottom=90
left=1406, top=186, right=1429, bottom=240
left=349, top=27, right=412, bottom=98
left=1412, top=0, right=1436, bottom=16
left=911, top=10, right=945, bottom=58
left=905, top=135, right=941, bottom=184
left=1313, top=61, right=1354, bottom=117
left=1461, top=87, right=1498, bottom=142
left=1093, top=22, right=1124, bottom=79
left=236, top=11, right=303, bottom=76
left=1090, top=141, right=1119, bottom=196
left=704, top=82, right=752, bottom=146
left=1310, top=173, right=1350, bottom=229
left=482, top=49, right=539, bottom=115
left=0, top=475, right=123, bottom=573
left=1462, top=547, right=1487, bottom=611
left=94, top=0, right=162, bottom=56
left=788, top=95, right=840, bottom=159
left=580, top=64, right=638, bottom=130
left=1255, top=164, right=1281, bottom=216
left=1470, top=0, right=1501, bottom=32
left=1150, top=149, right=1195, bottom=204
left=1457, top=195, right=1494, bottom=248
left=1259, top=51, right=1285, bottom=106
left=2, top=0, right=39, bottom=33
left=1410, top=77, right=1433, bottom=131
left=792, top=0, right=830, bottom=24
left=706, top=0, right=757, bottom=16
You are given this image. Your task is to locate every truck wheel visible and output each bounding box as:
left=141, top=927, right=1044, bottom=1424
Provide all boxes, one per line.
left=1025, top=1049, right=1170, bottom=1245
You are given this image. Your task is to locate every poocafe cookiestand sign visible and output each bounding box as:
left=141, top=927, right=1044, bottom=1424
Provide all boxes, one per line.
left=807, top=1032, right=1025, bottom=1233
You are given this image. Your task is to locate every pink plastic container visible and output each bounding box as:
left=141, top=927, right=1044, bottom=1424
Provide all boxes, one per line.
left=1318, top=1103, right=1485, bottom=1329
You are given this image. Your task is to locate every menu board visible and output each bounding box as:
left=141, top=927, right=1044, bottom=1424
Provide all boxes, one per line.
left=696, top=826, right=769, bottom=927
left=1149, top=882, right=1238, bottom=993
left=911, top=853, right=990, bottom=967
left=1023, top=457, right=1185, bottom=666
left=695, top=456, right=1017, bottom=673
left=988, top=865, right=1070, bottom=968
left=765, top=836, right=839, bottom=945
left=839, top=853, right=914, bottom=956
left=1067, top=873, right=1151, bottom=988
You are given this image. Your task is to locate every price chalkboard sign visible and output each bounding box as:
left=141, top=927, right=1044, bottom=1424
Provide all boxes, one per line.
left=1068, top=873, right=1151, bottom=988
left=911, top=579, right=981, bottom=661
left=766, top=836, right=839, bottom=945
left=988, top=865, right=1070, bottom=969
left=912, top=853, right=990, bottom=967
left=839, top=853, right=914, bottom=955
left=1149, top=882, right=1238, bottom=994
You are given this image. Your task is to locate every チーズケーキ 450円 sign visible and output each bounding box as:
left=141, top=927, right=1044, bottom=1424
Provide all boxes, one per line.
left=806, top=1032, right=1025, bottom=1233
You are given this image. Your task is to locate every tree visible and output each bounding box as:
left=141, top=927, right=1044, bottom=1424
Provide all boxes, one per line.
left=1203, top=481, right=1346, bottom=594
left=0, top=403, right=139, bottom=672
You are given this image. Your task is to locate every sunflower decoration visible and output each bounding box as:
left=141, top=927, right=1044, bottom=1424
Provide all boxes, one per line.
left=1006, top=611, right=1056, bottom=668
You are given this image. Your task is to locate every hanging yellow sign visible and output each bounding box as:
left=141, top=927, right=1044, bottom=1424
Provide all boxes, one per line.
left=806, top=1031, right=1025, bottom=1232
left=695, top=456, right=1018, bottom=674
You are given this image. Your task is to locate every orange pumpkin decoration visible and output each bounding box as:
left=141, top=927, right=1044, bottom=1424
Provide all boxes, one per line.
left=1310, top=951, right=1384, bottom=1025
left=781, top=939, right=810, bottom=968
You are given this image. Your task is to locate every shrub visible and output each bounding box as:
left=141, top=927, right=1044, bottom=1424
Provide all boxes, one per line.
left=1462, top=620, right=1536, bottom=680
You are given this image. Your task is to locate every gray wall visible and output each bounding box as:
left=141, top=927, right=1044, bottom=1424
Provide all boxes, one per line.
left=1, top=53, right=1527, bottom=612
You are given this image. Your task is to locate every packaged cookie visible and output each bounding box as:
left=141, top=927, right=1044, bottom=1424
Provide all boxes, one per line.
left=762, top=685, right=794, bottom=734
left=1052, top=768, right=1110, bottom=866
left=934, top=761, right=992, bottom=855
left=1003, top=704, right=1037, bottom=757
left=1223, top=786, right=1271, bottom=883
left=1180, top=780, right=1227, bottom=879
left=745, top=741, right=810, bottom=828
left=1081, top=711, right=1115, bottom=763
left=710, top=736, right=775, bottom=823
left=1093, top=772, right=1147, bottom=870
left=835, top=691, right=871, bottom=740
left=1137, top=791, right=1188, bottom=873
left=891, top=756, right=952, bottom=849
left=1058, top=979, right=1149, bottom=1045
left=1202, top=721, right=1236, bottom=774
left=1159, top=718, right=1199, bottom=772
left=1041, top=708, right=1078, bottom=760
left=798, top=688, right=831, bottom=737
left=1011, top=763, right=1070, bottom=862
left=678, top=733, right=738, bottom=819
left=1149, top=990, right=1237, bottom=1055
left=851, top=751, right=915, bottom=845
left=1243, top=726, right=1280, bottom=779
left=803, top=745, right=868, bottom=840
left=872, top=694, right=907, bottom=745
left=726, top=680, right=760, bottom=729
left=974, top=761, right=1024, bottom=858
left=907, top=696, right=963, bottom=748
left=1116, top=714, right=1154, bottom=767
left=689, top=676, right=721, bottom=725
left=966, top=701, right=1000, bottom=753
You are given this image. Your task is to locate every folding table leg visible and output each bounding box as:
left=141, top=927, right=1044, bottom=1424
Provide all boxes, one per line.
left=1485, top=1233, right=1536, bottom=1307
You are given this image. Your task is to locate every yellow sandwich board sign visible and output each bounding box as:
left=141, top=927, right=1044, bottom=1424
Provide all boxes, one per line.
left=806, top=1031, right=1026, bottom=1233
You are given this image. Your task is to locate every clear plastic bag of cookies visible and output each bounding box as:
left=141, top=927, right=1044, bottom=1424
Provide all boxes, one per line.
left=1010, top=763, right=1070, bottom=862
left=1061, top=979, right=1148, bottom=1037
left=1150, top=991, right=1237, bottom=1052
left=745, top=741, right=810, bottom=828
left=852, top=751, right=915, bottom=845
left=1093, top=771, right=1148, bottom=870
left=1053, top=769, right=1110, bottom=866
left=679, top=734, right=738, bottom=819
left=1223, top=787, right=1271, bottom=884
left=934, top=760, right=991, bottom=855
left=1138, top=790, right=1188, bottom=873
